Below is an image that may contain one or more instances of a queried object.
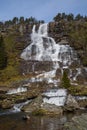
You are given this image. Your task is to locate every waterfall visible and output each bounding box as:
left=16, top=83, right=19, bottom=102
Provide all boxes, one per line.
left=21, top=23, right=83, bottom=83
left=43, top=89, right=67, bottom=106
left=0, top=100, right=31, bottom=115
left=21, top=23, right=77, bottom=66
left=7, top=87, right=27, bottom=95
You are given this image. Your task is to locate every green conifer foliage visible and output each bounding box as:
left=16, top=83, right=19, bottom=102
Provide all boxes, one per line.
left=61, top=70, right=71, bottom=88
left=0, top=36, right=7, bottom=69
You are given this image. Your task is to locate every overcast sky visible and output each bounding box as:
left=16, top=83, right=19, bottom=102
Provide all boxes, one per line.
left=0, top=0, right=87, bottom=22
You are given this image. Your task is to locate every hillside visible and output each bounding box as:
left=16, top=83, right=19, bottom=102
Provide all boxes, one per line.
left=0, top=13, right=87, bottom=85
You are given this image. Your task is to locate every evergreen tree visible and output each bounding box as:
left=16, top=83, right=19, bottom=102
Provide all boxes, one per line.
left=61, top=13, right=67, bottom=20
left=75, top=14, right=83, bottom=21
left=0, top=36, right=7, bottom=69
left=19, top=16, right=24, bottom=24
left=67, top=13, right=74, bottom=21
left=61, top=70, right=71, bottom=88
left=53, top=13, right=62, bottom=21
left=12, top=17, right=19, bottom=25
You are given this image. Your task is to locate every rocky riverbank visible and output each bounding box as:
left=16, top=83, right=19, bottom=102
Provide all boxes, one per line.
left=0, top=83, right=87, bottom=117
left=65, top=113, right=87, bottom=130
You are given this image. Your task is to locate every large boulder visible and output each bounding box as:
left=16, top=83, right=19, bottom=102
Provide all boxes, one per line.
left=21, top=95, right=43, bottom=112
left=64, top=94, right=79, bottom=111
left=22, top=95, right=63, bottom=116
left=40, top=103, right=63, bottom=115
left=65, top=114, right=87, bottom=130
left=1, top=99, right=14, bottom=109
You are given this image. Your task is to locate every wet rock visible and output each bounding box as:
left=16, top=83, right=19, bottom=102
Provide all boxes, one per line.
left=56, top=68, right=62, bottom=79
left=41, top=103, right=63, bottom=116
left=77, top=99, right=87, bottom=108
left=21, top=95, right=43, bottom=112
left=65, top=114, right=87, bottom=130
left=77, top=74, right=86, bottom=84
left=0, top=88, right=40, bottom=109
left=0, top=90, right=7, bottom=94
left=20, top=60, right=53, bottom=74
left=1, top=99, right=14, bottom=109
left=0, top=94, right=7, bottom=100
left=22, top=115, right=30, bottom=120
left=22, top=94, right=63, bottom=116
left=64, top=94, right=79, bottom=111
left=0, top=87, right=10, bottom=94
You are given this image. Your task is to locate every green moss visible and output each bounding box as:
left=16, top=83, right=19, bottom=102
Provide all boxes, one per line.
left=68, top=85, right=87, bottom=96
left=32, top=109, right=46, bottom=116
left=0, top=65, right=19, bottom=81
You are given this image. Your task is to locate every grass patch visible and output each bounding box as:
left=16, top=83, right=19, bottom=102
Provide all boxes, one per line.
left=68, top=85, right=87, bottom=96
left=32, top=109, right=46, bottom=116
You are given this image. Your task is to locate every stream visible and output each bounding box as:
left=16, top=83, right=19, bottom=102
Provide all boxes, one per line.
left=0, top=108, right=87, bottom=130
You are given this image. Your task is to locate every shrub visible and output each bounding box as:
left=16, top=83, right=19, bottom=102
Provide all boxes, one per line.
left=61, top=70, right=71, bottom=88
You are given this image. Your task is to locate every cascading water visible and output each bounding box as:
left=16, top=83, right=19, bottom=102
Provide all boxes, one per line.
left=43, top=89, right=67, bottom=106
left=21, top=23, right=77, bottom=66
left=7, top=87, right=27, bottom=95
left=0, top=100, right=31, bottom=115
left=21, top=23, right=87, bottom=81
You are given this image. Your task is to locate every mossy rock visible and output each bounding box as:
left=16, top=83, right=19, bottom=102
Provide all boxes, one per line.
left=78, top=99, right=87, bottom=108
left=32, top=107, right=63, bottom=116
left=32, top=108, right=46, bottom=116
left=68, top=85, right=87, bottom=96
left=64, top=114, right=87, bottom=130
left=1, top=99, right=14, bottom=109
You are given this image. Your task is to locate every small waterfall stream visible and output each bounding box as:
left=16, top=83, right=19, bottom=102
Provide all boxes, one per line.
left=0, top=100, right=31, bottom=116
left=7, top=87, right=27, bottom=95
left=43, top=89, right=67, bottom=106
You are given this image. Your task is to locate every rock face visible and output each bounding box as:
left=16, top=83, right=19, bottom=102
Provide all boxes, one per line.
left=65, top=114, right=87, bottom=130
left=64, top=94, right=79, bottom=111
left=20, top=60, right=53, bottom=73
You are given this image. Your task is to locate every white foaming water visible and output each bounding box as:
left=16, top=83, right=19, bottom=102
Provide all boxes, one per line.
left=75, top=96, right=87, bottom=100
left=43, top=97, right=66, bottom=106
left=73, top=68, right=82, bottom=81
left=28, top=70, right=59, bottom=86
left=12, top=100, right=31, bottom=112
left=21, top=23, right=77, bottom=67
left=0, top=100, right=31, bottom=115
left=43, top=89, right=67, bottom=106
left=36, top=70, right=56, bottom=79
left=43, top=89, right=67, bottom=97
left=7, top=87, right=27, bottom=95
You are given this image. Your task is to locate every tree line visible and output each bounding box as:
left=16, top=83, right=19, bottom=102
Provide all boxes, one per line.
left=53, top=13, right=87, bottom=22
left=0, top=16, right=44, bottom=29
